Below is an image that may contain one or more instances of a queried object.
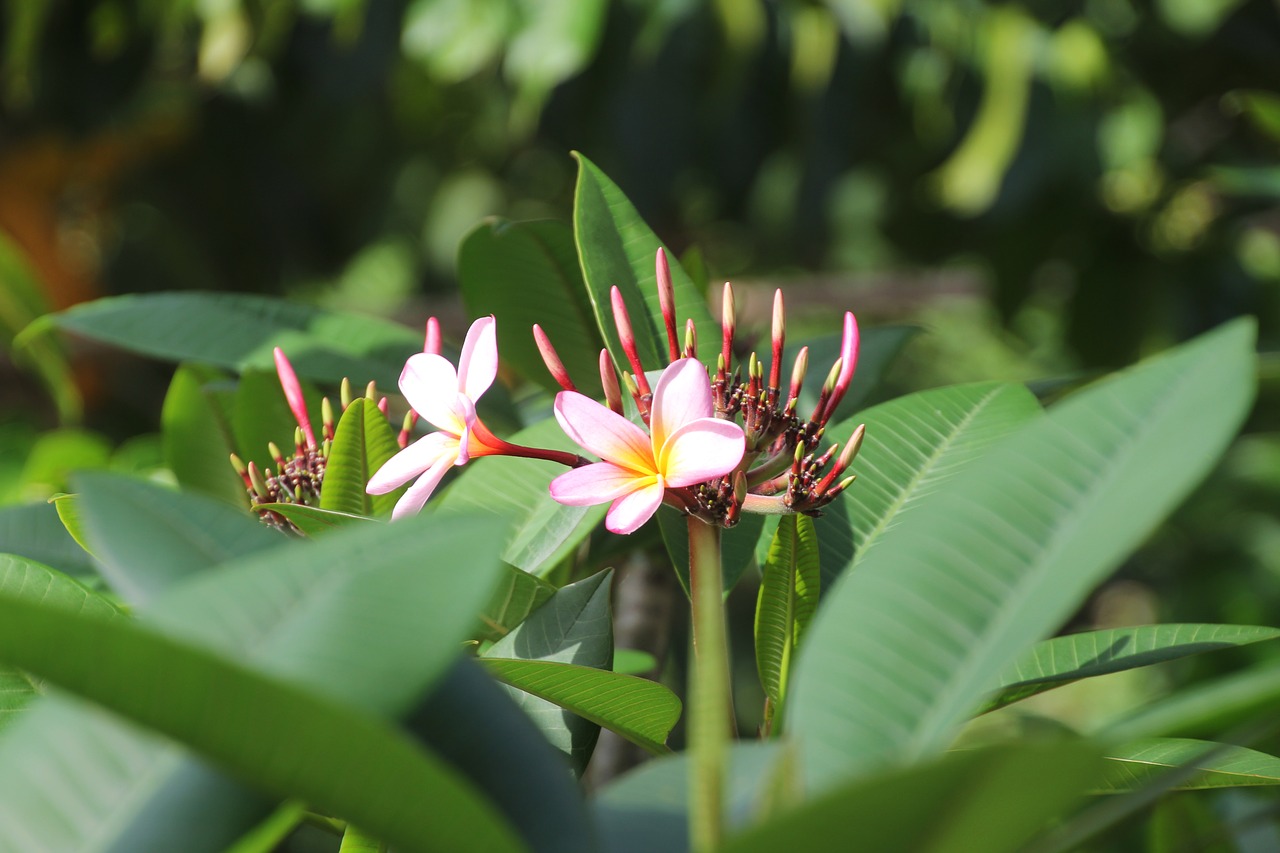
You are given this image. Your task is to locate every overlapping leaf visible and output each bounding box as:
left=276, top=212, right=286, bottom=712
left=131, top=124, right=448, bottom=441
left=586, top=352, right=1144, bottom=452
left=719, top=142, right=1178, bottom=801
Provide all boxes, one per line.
left=320, top=398, right=403, bottom=517
left=1099, top=738, right=1280, bottom=791
left=754, top=514, right=819, bottom=715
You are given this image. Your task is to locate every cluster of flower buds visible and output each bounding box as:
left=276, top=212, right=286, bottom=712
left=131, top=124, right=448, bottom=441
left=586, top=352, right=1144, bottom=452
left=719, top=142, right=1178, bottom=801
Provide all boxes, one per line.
left=232, top=347, right=408, bottom=531
left=535, top=248, right=864, bottom=529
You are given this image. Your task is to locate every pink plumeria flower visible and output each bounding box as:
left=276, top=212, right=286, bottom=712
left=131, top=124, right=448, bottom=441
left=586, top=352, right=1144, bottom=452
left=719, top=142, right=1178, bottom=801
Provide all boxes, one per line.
left=367, top=315, right=502, bottom=519
left=549, top=358, right=745, bottom=534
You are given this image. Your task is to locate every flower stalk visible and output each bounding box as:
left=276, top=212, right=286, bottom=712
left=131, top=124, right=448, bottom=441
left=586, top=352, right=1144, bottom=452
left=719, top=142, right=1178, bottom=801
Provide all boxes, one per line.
left=687, top=515, right=731, bottom=853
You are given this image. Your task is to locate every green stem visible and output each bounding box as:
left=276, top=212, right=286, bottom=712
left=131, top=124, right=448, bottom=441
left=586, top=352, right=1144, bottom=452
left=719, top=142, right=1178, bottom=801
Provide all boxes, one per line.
left=688, top=516, right=731, bottom=853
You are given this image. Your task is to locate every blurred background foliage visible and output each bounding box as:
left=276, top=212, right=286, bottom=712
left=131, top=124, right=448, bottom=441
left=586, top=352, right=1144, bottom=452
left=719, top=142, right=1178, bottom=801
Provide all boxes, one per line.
left=2, top=0, right=1280, bottom=844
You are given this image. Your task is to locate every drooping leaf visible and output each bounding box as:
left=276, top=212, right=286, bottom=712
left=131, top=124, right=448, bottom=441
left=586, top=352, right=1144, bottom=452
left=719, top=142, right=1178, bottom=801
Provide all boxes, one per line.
left=0, top=501, right=94, bottom=575
left=436, top=417, right=605, bottom=574
left=572, top=152, right=718, bottom=374
left=407, top=659, right=596, bottom=853
left=161, top=363, right=246, bottom=506
left=720, top=742, right=1104, bottom=853
left=1098, top=738, right=1280, bottom=791
left=790, top=320, right=1257, bottom=790
left=658, top=507, right=765, bottom=597
left=483, top=570, right=613, bottom=774
left=48, top=493, right=93, bottom=558
left=819, top=381, right=1043, bottom=588
left=0, top=510, right=512, bottom=852
left=72, top=472, right=281, bottom=605
left=459, top=218, right=604, bottom=396
left=23, top=291, right=422, bottom=388
left=480, top=565, right=558, bottom=643
left=754, top=514, right=820, bottom=715
left=984, top=624, right=1280, bottom=713
left=320, top=398, right=403, bottom=517
left=0, top=595, right=525, bottom=853
left=482, top=659, right=679, bottom=755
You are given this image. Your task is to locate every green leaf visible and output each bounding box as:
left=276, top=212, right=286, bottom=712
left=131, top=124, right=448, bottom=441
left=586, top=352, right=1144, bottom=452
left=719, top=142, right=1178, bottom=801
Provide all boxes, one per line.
left=339, top=825, right=383, bottom=852
left=161, top=364, right=247, bottom=506
left=480, top=565, right=558, bottom=643
left=222, top=802, right=308, bottom=853
left=483, top=570, right=613, bottom=774
left=320, top=398, right=403, bottom=517
left=254, top=503, right=377, bottom=536
left=458, top=219, right=604, bottom=396
left=0, top=510, right=512, bottom=852
left=658, top=507, right=765, bottom=596
left=754, top=514, right=820, bottom=714
left=819, top=381, right=1043, bottom=588
left=614, top=649, right=657, bottom=675
left=48, top=493, right=94, bottom=559
left=984, top=624, right=1280, bottom=713
left=408, top=660, right=596, bottom=853
left=482, top=659, right=679, bottom=756
left=1098, top=738, right=1280, bottom=791
left=1102, top=658, right=1280, bottom=742
left=23, top=291, right=422, bottom=388
left=790, top=320, right=1257, bottom=790
left=230, top=368, right=310, bottom=464
left=572, top=152, right=718, bottom=373
left=72, top=472, right=280, bottom=604
left=0, top=554, right=127, bottom=730
left=0, top=502, right=94, bottom=575
left=436, top=417, right=605, bottom=574
left=720, top=742, right=1104, bottom=853
left=0, top=595, right=525, bottom=853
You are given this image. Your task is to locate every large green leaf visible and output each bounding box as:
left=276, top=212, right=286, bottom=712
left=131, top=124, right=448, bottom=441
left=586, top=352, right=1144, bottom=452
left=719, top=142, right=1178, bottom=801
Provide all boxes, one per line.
left=0, top=501, right=94, bottom=575
left=407, top=660, right=596, bottom=853
left=754, top=514, right=820, bottom=716
left=658, top=507, right=765, bottom=596
left=459, top=219, right=604, bottom=396
left=720, top=742, right=1104, bottom=853
left=984, top=624, right=1280, bottom=713
left=482, top=659, right=680, bottom=755
left=0, top=554, right=126, bottom=730
left=436, top=417, right=605, bottom=574
left=23, top=291, right=422, bottom=388
left=480, top=565, right=558, bottom=643
left=1098, top=738, right=1280, bottom=791
left=72, top=472, right=281, bottom=604
left=0, top=510, right=511, bottom=852
left=161, top=364, right=247, bottom=507
left=483, top=570, right=613, bottom=773
left=790, top=320, right=1257, bottom=790
left=572, top=153, right=718, bottom=374
left=819, top=381, right=1043, bottom=587
left=0, top=595, right=525, bottom=853
left=320, top=398, right=403, bottom=517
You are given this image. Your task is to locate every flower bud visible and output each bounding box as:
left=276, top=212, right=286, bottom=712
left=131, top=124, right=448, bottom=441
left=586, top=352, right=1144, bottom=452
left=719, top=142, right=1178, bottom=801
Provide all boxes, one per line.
left=533, top=324, right=577, bottom=392
left=656, top=248, right=679, bottom=362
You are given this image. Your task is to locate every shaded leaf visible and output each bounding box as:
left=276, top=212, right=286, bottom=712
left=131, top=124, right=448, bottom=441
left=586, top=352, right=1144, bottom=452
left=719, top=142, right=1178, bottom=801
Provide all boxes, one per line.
left=658, top=507, right=765, bottom=597
left=0, top=501, right=94, bottom=575
left=1099, top=738, right=1280, bottom=791
left=254, top=503, right=376, bottom=536
left=480, top=565, right=558, bottom=644
left=161, top=363, right=246, bottom=506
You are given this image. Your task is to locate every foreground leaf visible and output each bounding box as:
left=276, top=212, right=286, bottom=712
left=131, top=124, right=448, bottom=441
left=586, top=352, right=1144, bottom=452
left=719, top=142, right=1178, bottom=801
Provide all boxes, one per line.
left=985, top=624, right=1280, bottom=713
left=0, top=502, right=95, bottom=575
left=754, top=514, right=819, bottom=715
left=791, top=320, right=1257, bottom=790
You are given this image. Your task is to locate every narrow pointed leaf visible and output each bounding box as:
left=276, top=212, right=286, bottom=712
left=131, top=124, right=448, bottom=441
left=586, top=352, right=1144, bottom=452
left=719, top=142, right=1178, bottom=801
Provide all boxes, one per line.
left=0, top=596, right=525, bottom=853
left=1099, top=738, right=1280, bottom=791
left=482, top=659, right=679, bottom=755
left=0, top=502, right=94, bottom=575
left=791, top=320, right=1257, bottom=790
left=321, top=398, right=404, bottom=517
left=459, top=218, right=604, bottom=396
left=572, top=152, right=718, bottom=373
left=984, top=624, right=1280, bottom=713
left=754, top=514, right=819, bottom=710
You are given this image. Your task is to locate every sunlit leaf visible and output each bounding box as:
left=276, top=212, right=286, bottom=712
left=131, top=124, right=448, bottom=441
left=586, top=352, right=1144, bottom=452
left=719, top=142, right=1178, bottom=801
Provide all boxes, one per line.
left=754, top=514, right=819, bottom=715
left=321, top=398, right=403, bottom=517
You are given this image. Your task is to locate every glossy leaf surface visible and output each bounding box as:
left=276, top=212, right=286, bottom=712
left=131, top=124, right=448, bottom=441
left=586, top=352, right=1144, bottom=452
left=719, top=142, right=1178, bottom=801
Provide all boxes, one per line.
left=320, top=398, right=403, bottom=517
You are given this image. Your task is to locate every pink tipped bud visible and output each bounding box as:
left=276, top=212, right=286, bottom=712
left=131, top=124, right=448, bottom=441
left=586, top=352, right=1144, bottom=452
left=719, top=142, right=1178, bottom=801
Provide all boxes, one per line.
left=424, top=317, right=442, bottom=355
left=247, top=461, right=270, bottom=498
left=230, top=453, right=250, bottom=487
left=611, top=287, right=651, bottom=398
left=533, top=324, right=577, bottom=392
left=273, top=347, right=316, bottom=449
left=321, top=397, right=335, bottom=440
left=839, top=423, right=866, bottom=470
left=721, top=282, right=735, bottom=370
left=769, top=289, right=785, bottom=391
left=822, top=312, right=860, bottom=421
left=267, top=442, right=286, bottom=468
left=340, top=377, right=353, bottom=409
left=377, top=397, right=389, bottom=415
left=656, top=248, right=679, bottom=362
left=365, top=381, right=377, bottom=400
left=399, top=411, right=415, bottom=449
left=684, top=318, right=697, bottom=359
left=789, top=346, right=809, bottom=402
left=294, top=427, right=306, bottom=454
left=600, top=349, right=624, bottom=415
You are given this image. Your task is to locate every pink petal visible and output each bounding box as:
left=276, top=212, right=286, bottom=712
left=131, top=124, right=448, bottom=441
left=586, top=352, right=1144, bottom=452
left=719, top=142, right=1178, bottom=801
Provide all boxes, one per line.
left=457, top=316, right=499, bottom=401
left=605, top=479, right=666, bottom=535
left=367, top=432, right=458, bottom=494
left=837, top=312, right=859, bottom=391
left=649, top=358, right=713, bottom=453
left=390, top=453, right=456, bottom=519
left=549, top=463, right=645, bottom=506
left=274, top=348, right=316, bottom=449
left=400, top=353, right=469, bottom=433
left=659, top=417, right=745, bottom=487
left=554, top=391, right=655, bottom=473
